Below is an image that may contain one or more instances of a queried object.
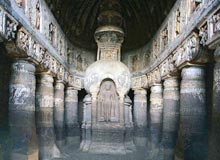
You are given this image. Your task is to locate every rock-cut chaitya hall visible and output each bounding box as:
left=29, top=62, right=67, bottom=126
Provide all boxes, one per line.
left=0, top=0, right=220, bottom=160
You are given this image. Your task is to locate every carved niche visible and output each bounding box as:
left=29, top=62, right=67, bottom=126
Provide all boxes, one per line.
left=76, top=54, right=83, bottom=71
left=49, top=22, right=56, bottom=45
left=15, top=0, right=24, bottom=8
left=209, top=10, right=220, bottom=38
left=161, top=26, right=168, bottom=50
left=176, top=9, right=181, bottom=35
left=97, top=79, right=120, bottom=122
left=131, top=55, right=139, bottom=72
left=190, top=0, right=202, bottom=13
left=35, top=0, right=40, bottom=30
left=199, top=23, right=208, bottom=46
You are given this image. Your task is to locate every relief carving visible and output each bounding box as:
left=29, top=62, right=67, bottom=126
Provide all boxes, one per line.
left=15, top=0, right=23, bottom=7
left=199, top=23, right=208, bottom=46
left=161, top=26, right=168, bottom=50
left=5, top=15, right=18, bottom=41
left=97, top=80, right=119, bottom=122
left=49, top=22, right=56, bottom=45
left=35, top=0, right=40, bottom=30
left=131, top=55, right=139, bottom=72
left=176, top=9, right=181, bottom=35
left=76, top=54, right=83, bottom=71
left=9, top=84, right=31, bottom=104
left=209, top=11, right=220, bottom=37
left=18, top=29, right=29, bottom=51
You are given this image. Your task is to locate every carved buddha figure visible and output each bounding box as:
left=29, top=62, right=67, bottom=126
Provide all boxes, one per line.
left=97, top=79, right=119, bottom=122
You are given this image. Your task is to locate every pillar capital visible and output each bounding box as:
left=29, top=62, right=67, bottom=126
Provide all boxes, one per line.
left=133, top=88, right=147, bottom=95
left=150, top=83, right=163, bottom=108
left=163, top=76, right=179, bottom=89
left=181, top=66, right=205, bottom=94
left=181, top=65, right=205, bottom=80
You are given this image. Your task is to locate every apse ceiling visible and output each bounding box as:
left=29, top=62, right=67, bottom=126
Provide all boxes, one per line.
left=45, top=0, right=177, bottom=52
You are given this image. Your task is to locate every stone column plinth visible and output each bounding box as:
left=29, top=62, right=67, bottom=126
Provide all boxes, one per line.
left=36, top=73, right=60, bottom=159
left=149, top=83, right=163, bottom=157
left=54, top=80, right=65, bottom=148
left=161, top=77, right=180, bottom=160
left=9, top=60, right=38, bottom=160
left=64, top=87, right=80, bottom=145
left=209, top=47, right=220, bottom=160
left=133, top=88, right=147, bottom=146
left=180, top=66, right=207, bottom=160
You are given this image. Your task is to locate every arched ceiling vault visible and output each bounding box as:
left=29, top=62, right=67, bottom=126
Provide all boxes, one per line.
left=45, top=0, right=177, bottom=52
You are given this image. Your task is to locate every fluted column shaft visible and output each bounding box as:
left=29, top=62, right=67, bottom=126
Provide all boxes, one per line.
left=8, top=60, right=38, bottom=160
left=180, top=66, right=208, bottom=160
left=161, top=77, right=180, bottom=160
left=36, top=73, right=60, bottom=159
left=54, top=80, right=65, bottom=147
left=133, top=88, right=147, bottom=146
left=64, top=87, right=80, bottom=144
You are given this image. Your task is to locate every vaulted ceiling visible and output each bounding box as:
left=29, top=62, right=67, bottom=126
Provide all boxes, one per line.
left=45, top=0, right=176, bottom=52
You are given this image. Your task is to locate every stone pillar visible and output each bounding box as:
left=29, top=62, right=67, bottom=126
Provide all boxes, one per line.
left=209, top=47, right=220, bottom=160
left=80, top=94, right=92, bottom=151
left=8, top=59, right=38, bottom=160
left=180, top=66, right=207, bottom=160
left=161, top=77, right=180, bottom=160
left=64, top=87, right=80, bottom=145
left=36, top=73, right=60, bottom=159
left=133, top=88, right=147, bottom=146
left=149, top=83, right=163, bottom=157
left=124, top=95, right=136, bottom=152
left=9, top=60, right=36, bottom=111
left=54, top=80, right=65, bottom=148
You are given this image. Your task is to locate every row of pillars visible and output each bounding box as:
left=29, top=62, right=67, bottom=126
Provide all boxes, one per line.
left=8, top=59, right=79, bottom=160
left=133, top=65, right=208, bottom=160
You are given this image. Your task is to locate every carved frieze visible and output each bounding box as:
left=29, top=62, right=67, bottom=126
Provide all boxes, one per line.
left=131, top=75, right=148, bottom=89
left=0, top=8, right=18, bottom=42
left=173, top=33, right=199, bottom=68
left=199, top=23, right=208, bottom=46
left=68, top=75, right=83, bottom=90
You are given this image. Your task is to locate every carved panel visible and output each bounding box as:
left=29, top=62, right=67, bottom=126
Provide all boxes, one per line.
left=199, top=23, right=208, bottom=46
